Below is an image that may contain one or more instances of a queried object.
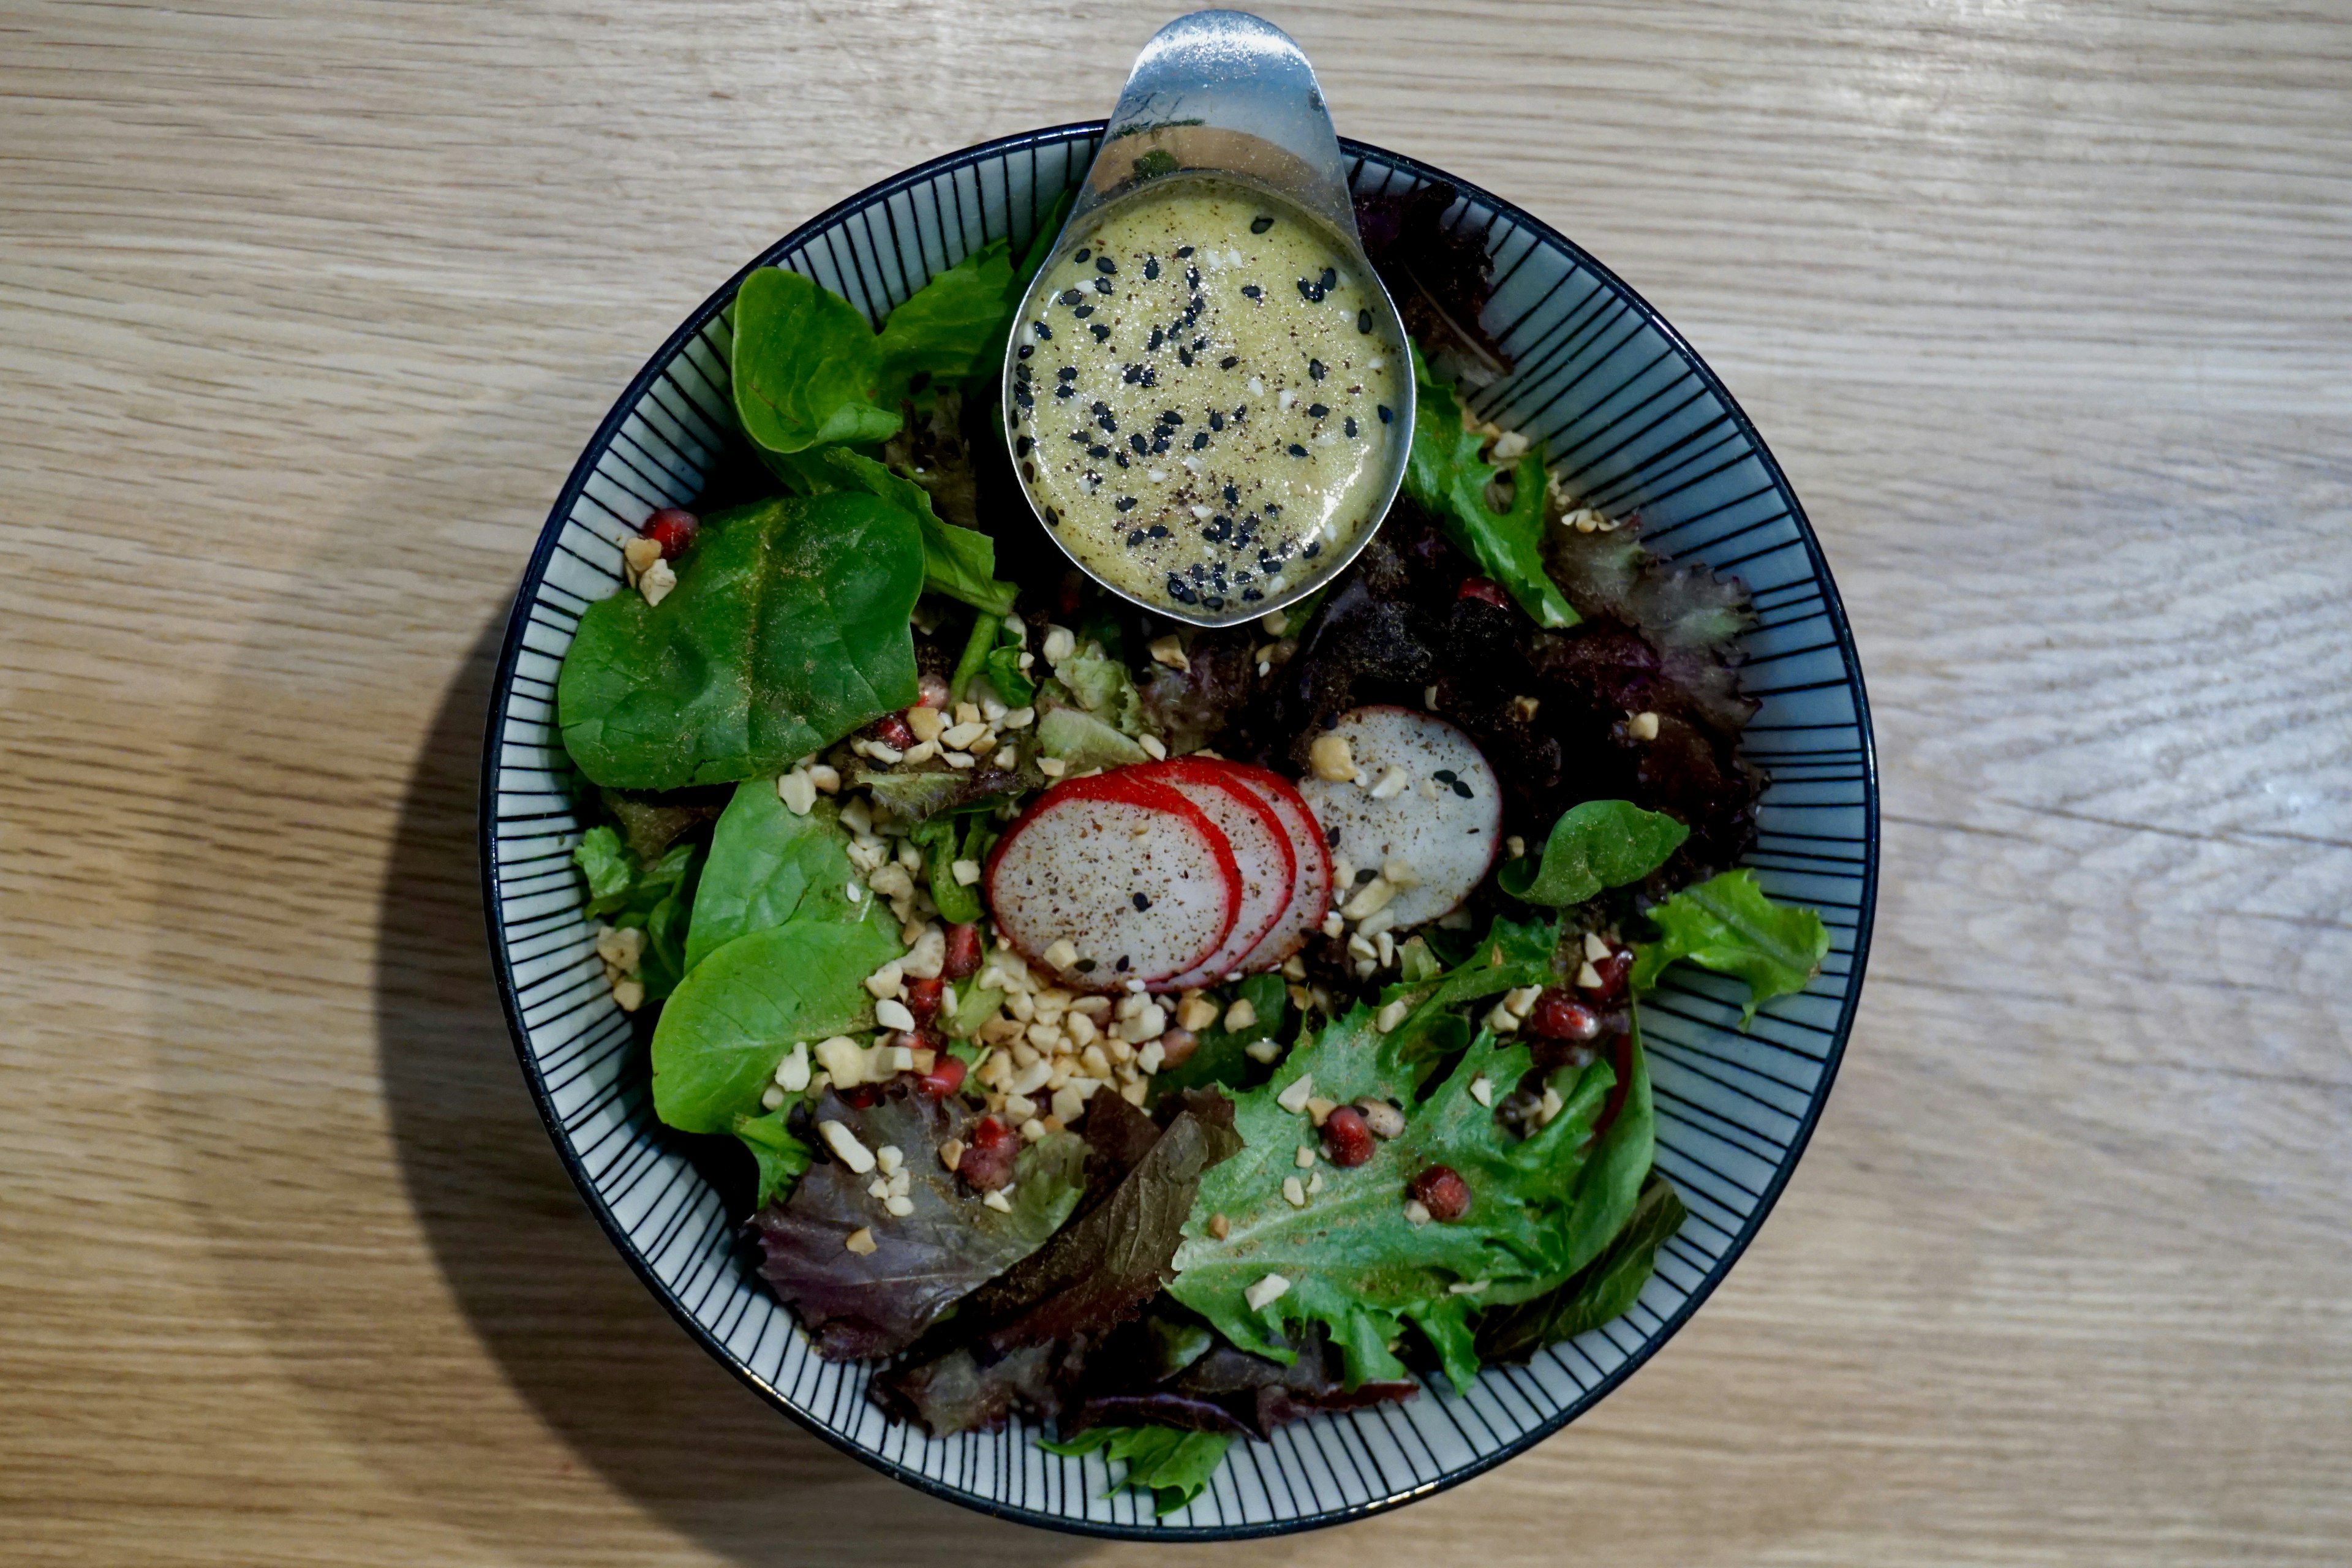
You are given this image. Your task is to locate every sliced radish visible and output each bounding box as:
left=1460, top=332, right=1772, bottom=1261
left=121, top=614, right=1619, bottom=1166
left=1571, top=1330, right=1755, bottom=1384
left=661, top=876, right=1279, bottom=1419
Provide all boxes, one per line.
left=984, top=772, right=1238, bottom=990
left=1133, top=760, right=1297, bottom=989
left=1209, top=760, right=1333, bottom=971
left=1296, top=706, right=1502, bottom=929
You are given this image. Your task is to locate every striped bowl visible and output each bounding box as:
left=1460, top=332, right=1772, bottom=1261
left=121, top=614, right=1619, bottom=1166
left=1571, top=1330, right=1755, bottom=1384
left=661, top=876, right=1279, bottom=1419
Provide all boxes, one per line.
left=481, top=123, right=1877, bottom=1539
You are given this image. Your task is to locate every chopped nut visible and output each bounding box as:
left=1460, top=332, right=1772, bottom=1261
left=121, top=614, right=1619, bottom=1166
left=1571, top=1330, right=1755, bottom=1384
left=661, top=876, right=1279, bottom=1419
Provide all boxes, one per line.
left=844, top=1226, right=878, bottom=1255
left=1002, top=706, right=1036, bottom=729
left=1208, top=1212, right=1231, bottom=1240
left=867, top=741, right=904, bottom=765
left=775, top=1042, right=811, bottom=1093
left=874, top=1144, right=904, bottom=1176
left=941, top=720, right=989, bottom=751
left=1042, top=625, right=1076, bottom=663
left=1506, top=834, right=1526, bottom=860
left=875, top=998, right=916, bottom=1032
left=1283, top=953, right=1312, bottom=980
left=1347, top=933, right=1376, bottom=960
left=982, top=1189, right=1013, bottom=1213
left=993, top=745, right=1017, bottom=769
left=1368, top=766, right=1409, bottom=800
left=1318, top=911, right=1344, bottom=940
left=1374, top=998, right=1410, bottom=1033
left=760, top=1085, right=786, bottom=1110
left=1281, top=1176, right=1308, bottom=1208
left=1244, top=1038, right=1283, bottom=1064
left=1483, top=1002, right=1521, bottom=1035
left=1490, top=429, right=1530, bottom=462
left=1276, top=1073, right=1314, bottom=1115
left=1503, top=986, right=1544, bottom=1018
left=905, top=705, right=946, bottom=743
left=807, top=763, right=842, bottom=794
left=815, top=1035, right=867, bottom=1087
left=949, top=858, right=982, bottom=887
left=612, top=978, right=645, bottom=1011
left=1022, top=1117, right=1050, bottom=1141
left=622, top=535, right=663, bottom=576
left=1539, top=1087, right=1565, bottom=1126
left=1136, top=1039, right=1166, bottom=1074
left=1305, top=1096, right=1336, bottom=1126
left=943, top=750, right=976, bottom=770
left=1356, top=1098, right=1406, bottom=1139
left=1147, top=634, right=1188, bottom=669
left=864, top=962, right=905, bottom=1000
left=1510, top=695, right=1540, bottom=721
left=1244, top=1273, right=1289, bottom=1310
left=899, top=739, right=940, bottom=766
left=1066, top=1012, right=1099, bottom=1049
left=1583, top=930, right=1611, bottom=962
left=1038, top=756, right=1066, bottom=777
left=638, top=557, right=674, bottom=603
left=1139, top=734, right=1169, bottom=761
left=1403, top=1199, right=1432, bottom=1226
left=1306, top=1171, right=1324, bottom=1196
left=1308, top=733, right=1359, bottom=782
left=1051, top=1084, right=1085, bottom=1123
left=1468, top=1076, right=1493, bottom=1108
left=1342, top=876, right=1396, bottom=921
left=1223, top=997, right=1257, bottom=1032
left=1042, top=938, right=1079, bottom=971
left=594, top=924, right=645, bottom=971
left=1296, top=1144, right=1318, bottom=1169
left=1001, top=1092, right=1037, bottom=1123
left=1577, top=960, right=1605, bottom=989
left=884, top=1194, right=916, bottom=1218
left=818, top=1120, right=876, bottom=1174
left=1176, top=995, right=1219, bottom=1033
left=1629, top=709, right=1660, bottom=741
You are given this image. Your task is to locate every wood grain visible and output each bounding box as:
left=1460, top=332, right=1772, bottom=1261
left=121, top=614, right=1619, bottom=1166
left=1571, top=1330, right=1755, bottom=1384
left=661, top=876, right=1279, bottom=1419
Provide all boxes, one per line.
left=4, top=1, right=2348, bottom=1562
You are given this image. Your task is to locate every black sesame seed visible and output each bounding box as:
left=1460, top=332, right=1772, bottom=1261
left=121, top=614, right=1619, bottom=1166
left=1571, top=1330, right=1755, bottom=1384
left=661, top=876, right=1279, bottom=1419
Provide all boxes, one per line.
left=1177, top=347, right=1193, bottom=366
left=1015, top=362, right=1031, bottom=381
left=1129, top=434, right=1147, bottom=453
left=1015, top=435, right=1033, bottom=456
left=1060, top=288, right=1084, bottom=306
left=1233, top=404, right=1247, bottom=420
left=1219, top=355, right=1239, bottom=369
left=1033, top=322, right=1051, bottom=340
left=1058, top=365, right=1077, bottom=380
left=1116, top=495, right=1137, bottom=512
left=1114, top=451, right=1129, bottom=467
left=1250, top=215, right=1274, bottom=234
left=1357, top=309, right=1373, bottom=333
left=1073, top=247, right=1090, bottom=262
left=1308, top=402, right=1329, bottom=419
left=1117, top=954, right=1131, bottom=971
left=1378, top=404, right=1393, bottom=423
left=1302, top=540, right=1321, bottom=557
left=1287, top=443, right=1308, bottom=458
left=1297, top=278, right=1322, bottom=302
left=1185, top=266, right=1200, bottom=289
left=1166, top=573, right=1197, bottom=603
left=1096, top=255, right=1117, bottom=274
left=1223, top=484, right=1239, bottom=503
left=1133, top=892, right=1152, bottom=911
left=1017, top=343, right=1034, bottom=358
left=1240, top=284, right=1262, bottom=300
left=1175, top=246, right=1194, bottom=257
left=1127, top=529, right=1147, bottom=546
left=1161, top=409, right=1183, bottom=425
left=1071, top=303, right=1093, bottom=318
left=1013, top=385, right=1033, bottom=407
left=1087, top=444, right=1109, bottom=458
left=1433, top=768, right=1458, bottom=783
left=1148, top=326, right=1164, bottom=351
left=1090, top=323, right=1111, bottom=341
left=1355, top=867, right=1378, bottom=885
left=1123, top=364, right=1143, bottom=384
left=1075, top=957, right=1097, bottom=972
left=1193, top=431, right=1210, bottom=450
left=1150, top=434, right=1169, bottom=453
left=1264, top=502, right=1280, bottom=515
left=1144, top=257, right=1160, bottom=280
left=1344, top=415, right=1359, bottom=437
left=1319, top=267, right=1336, bottom=291
left=1020, top=461, right=1035, bottom=481
left=1097, top=412, right=1117, bottom=432
left=1452, top=779, right=1474, bottom=799
left=1044, top=506, right=1060, bottom=525
left=1054, top=383, right=1075, bottom=399
left=1147, top=524, right=1170, bottom=538
left=1308, top=358, right=1326, bottom=381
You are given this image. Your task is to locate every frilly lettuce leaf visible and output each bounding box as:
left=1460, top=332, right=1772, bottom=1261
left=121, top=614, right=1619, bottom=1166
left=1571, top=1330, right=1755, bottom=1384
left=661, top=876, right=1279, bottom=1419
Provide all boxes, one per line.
left=1631, top=869, right=1830, bottom=1025
left=1038, top=1426, right=1232, bottom=1516
left=1499, top=799, right=1689, bottom=907
left=1403, top=344, right=1577, bottom=630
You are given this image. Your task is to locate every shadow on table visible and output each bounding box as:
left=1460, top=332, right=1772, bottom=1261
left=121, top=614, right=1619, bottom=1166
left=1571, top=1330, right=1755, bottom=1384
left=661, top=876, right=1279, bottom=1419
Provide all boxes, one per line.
left=367, top=617, right=1101, bottom=1566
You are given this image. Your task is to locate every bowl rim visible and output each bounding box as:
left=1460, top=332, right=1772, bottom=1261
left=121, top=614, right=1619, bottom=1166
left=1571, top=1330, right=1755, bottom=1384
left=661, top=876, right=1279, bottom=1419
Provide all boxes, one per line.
left=478, top=119, right=1879, bottom=1541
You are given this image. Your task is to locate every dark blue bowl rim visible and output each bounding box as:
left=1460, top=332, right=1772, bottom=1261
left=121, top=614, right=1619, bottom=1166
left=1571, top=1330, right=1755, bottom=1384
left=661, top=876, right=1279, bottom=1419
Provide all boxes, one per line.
left=477, top=119, right=1879, bottom=1542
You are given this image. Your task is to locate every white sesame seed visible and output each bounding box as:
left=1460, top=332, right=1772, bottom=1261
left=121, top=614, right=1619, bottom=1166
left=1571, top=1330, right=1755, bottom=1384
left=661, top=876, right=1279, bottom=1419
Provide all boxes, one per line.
left=1506, top=834, right=1526, bottom=859
left=1539, top=1087, right=1565, bottom=1125
left=1447, top=1277, right=1493, bottom=1296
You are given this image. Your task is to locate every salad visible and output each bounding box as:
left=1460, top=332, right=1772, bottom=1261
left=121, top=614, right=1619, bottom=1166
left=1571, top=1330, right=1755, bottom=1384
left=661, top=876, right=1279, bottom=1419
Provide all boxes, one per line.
left=555, top=176, right=1830, bottom=1513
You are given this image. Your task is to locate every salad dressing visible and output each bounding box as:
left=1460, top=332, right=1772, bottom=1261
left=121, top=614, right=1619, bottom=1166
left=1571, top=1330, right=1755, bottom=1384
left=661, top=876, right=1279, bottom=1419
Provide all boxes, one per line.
left=1006, top=178, right=1406, bottom=616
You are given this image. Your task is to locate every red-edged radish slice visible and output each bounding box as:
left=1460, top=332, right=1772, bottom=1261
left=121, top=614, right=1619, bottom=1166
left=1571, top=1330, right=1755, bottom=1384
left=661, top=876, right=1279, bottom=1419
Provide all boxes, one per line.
left=1133, top=760, right=1297, bottom=989
left=984, top=772, right=1238, bottom=991
left=1296, top=706, right=1502, bottom=929
left=1208, top=760, right=1333, bottom=972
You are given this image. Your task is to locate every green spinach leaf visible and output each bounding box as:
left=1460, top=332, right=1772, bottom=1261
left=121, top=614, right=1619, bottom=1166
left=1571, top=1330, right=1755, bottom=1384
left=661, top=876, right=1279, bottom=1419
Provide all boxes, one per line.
left=1499, top=799, right=1689, bottom=906
left=682, top=783, right=866, bottom=972
left=1039, top=1426, right=1232, bottom=1515
left=1404, top=344, right=1577, bottom=629
left=910, top=809, right=990, bottom=927
left=1474, top=1171, right=1685, bottom=1360
left=873, top=239, right=1017, bottom=406
left=730, top=266, right=901, bottom=455
left=649, top=910, right=903, bottom=1134
left=1630, top=869, right=1830, bottom=1025
left=557, top=492, right=924, bottom=791
left=766, top=445, right=1014, bottom=616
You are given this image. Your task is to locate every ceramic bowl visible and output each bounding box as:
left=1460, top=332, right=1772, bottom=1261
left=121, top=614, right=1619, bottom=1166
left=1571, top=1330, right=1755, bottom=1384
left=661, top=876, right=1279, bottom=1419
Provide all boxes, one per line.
left=480, top=123, right=1877, bottom=1539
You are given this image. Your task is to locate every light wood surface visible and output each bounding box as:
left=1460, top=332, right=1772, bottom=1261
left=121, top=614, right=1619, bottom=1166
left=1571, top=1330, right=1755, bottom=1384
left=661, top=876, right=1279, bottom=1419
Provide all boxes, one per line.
left=6, top=2, right=2348, bottom=1562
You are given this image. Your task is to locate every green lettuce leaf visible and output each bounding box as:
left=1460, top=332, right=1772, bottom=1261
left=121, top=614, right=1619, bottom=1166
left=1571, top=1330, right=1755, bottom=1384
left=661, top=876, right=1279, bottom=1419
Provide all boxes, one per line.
left=765, top=445, right=1014, bottom=616
left=1630, top=869, right=1830, bottom=1025
left=572, top=826, right=636, bottom=914
left=1039, top=1426, right=1233, bottom=1515
left=730, top=266, right=901, bottom=455
left=1474, top=1171, right=1685, bottom=1360
left=1057, top=644, right=1147, bottom=734
left=910, top=809, right=990, bottom=927
left=1403, top=344, right=1577, bottom=630
left=1498, top=799, right=1690, bottom=906
left=731, top=1108, right=814, bottom=1210
left=557, top=493, right=924, bottom=791
left=1035, top=705, right=1148, bottom=771
left=682, top=783, right=866, bottom=972
left=1169, top=1000, right=1635, bottom=1394
left=649, top=908, right=902, bottom=1133
left=873, top=239, right=1018, bottom=406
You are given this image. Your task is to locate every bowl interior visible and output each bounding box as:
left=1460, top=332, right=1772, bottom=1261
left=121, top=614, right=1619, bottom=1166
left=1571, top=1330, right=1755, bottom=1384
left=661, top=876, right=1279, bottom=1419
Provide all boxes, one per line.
left=481, top=124, right=1875, bottom=1539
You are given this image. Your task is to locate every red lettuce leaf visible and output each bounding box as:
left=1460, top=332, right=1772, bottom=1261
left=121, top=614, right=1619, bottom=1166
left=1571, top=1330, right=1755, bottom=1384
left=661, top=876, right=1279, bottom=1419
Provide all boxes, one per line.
left=1354, top=179, right=1512, bottom=383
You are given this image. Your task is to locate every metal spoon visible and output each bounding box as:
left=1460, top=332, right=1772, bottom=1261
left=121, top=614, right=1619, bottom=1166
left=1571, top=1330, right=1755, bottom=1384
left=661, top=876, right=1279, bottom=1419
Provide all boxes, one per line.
left=1001, top=9, right=1416, bottom=630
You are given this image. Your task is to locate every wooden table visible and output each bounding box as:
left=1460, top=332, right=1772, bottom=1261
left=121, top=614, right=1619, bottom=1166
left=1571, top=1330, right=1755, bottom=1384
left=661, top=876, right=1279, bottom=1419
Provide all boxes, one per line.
left=7, top=2, right=2347, bottom=1562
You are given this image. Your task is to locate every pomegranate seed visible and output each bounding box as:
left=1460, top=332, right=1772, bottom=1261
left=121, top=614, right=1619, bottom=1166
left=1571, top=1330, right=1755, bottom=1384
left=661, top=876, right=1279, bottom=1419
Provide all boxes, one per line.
left=959, top=1115, right=1018, bottom=1190
left=1525, top=989, right=1601, bottom=1043
left=837, top=1082, right=881, bottom=1110
left=1408, top=1164, right=1471, bottom=1222
left=914, top=1054, right=966, bottom=1099
left=1157, top=1027, right=1198, bottom=1069
left=941, top=923, right=982, bottom=981
left=1584, top=948, right=1634, bottom=1005
left=1320, top=1105, right=1376, bottom=1167
left=915, top=671, right=951, bottom=709
left=1456, top=576, right=1508, bottom=608
left=1595, top=1033, right=1635, bottom=1136
left=869, top=712, right=915, bottom=750
left=1055, top=570, right=1084, bottom=618
left=905, top=976, right=944, bottom=1024
left=642, top=507, right=699, bottom=559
